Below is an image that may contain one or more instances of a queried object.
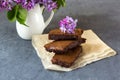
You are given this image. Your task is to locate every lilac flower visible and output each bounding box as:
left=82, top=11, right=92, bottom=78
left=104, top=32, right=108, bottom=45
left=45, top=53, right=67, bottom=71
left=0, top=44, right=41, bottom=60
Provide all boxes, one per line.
left=43, top=0, right=57, bottom=12
left=13, top=0, right=21, bottom=3
left=59, top=16, right=78, bottom=33
left=22, top=0, right=35, bottom=10
left=34, top=0, right=43, bottom=3
left=0, top=0, right=13, bottom=10
left=0, top=0, right=58, bottom=11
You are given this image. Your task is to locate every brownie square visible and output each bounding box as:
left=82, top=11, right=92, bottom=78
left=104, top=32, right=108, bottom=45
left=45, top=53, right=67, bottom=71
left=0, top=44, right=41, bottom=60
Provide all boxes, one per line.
left=44, top=40, right=80, bottom=53
left=49, top=29, right=83, bottom=40
left=51, top=46, right=82, bottom=68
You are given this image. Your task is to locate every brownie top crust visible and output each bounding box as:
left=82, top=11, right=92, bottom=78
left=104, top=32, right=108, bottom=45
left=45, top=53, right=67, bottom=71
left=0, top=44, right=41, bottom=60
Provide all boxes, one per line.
left=51, top=46, right=82, bottom=67
left=49, top=29, right=83, bottom=40
left=44, top=40, right=80, bottom=53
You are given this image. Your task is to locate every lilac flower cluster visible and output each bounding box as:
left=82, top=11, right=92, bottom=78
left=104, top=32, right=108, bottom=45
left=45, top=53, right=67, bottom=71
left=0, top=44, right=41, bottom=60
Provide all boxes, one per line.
left=22, top=0, right=35, bottom=10
left=59, top=16, right=78, bottom=33
left=43, top=0, right=57, bottom=12
left=0, top=0, right=13, bottom=10
left=0, top=0, right=57, bottom=11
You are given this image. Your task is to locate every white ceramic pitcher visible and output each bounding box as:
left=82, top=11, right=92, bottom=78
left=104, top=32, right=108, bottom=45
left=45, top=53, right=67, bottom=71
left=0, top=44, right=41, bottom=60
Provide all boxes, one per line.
left=16, top=4, right=54, bottom=40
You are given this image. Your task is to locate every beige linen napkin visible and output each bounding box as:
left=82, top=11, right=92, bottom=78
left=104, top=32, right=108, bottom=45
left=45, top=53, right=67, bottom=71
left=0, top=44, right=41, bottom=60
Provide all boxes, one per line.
left=32, top=30, right=116, bottom=71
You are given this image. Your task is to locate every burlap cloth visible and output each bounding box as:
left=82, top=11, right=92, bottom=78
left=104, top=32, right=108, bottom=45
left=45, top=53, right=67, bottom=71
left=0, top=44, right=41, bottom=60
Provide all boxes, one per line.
left=32, top=30, right=116, bottom=71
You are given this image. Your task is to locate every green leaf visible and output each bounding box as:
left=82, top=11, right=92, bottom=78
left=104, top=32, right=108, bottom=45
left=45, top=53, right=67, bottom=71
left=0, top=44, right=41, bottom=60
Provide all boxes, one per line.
left=16, top=5, right=28, bottom=27
left=17, top=17, right=28, bottom=27
left=61, top=0, right=66, bottom=6
left=7, top=5, right=28, bottom=27
left=7, top=5, right=19, bottom=22
left=55, top=0, right=66, bottom=9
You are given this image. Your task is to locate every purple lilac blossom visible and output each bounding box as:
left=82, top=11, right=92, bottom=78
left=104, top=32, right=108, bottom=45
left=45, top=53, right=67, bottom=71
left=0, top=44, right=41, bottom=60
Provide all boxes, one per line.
left=34, top=0, right=42, bottom=3
left=59, top=16, right=78, bottom=33
left=22, top=0, right=35, bottom=10
left=0, top=0, right=57, bottom=11
left=0, top=0, right=13, bottom=10
left=13, top=0, right=21, bottom=3
left=43, top=0, right=57, bottom=12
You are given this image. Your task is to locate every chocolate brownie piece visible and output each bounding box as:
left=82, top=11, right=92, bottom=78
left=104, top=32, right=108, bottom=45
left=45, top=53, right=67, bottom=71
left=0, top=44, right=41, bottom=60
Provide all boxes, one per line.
left=44, top=40, right=80, bottom=53
left=81, top=38, right=86, bottom=43
left=49, top=29, right=83, bottom=40
left=51, top=46, right=82, bottom=68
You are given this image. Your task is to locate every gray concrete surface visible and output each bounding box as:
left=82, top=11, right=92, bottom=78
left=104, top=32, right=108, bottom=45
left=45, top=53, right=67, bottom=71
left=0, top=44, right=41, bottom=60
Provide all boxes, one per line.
left=0, top=0, right=120, bottom=80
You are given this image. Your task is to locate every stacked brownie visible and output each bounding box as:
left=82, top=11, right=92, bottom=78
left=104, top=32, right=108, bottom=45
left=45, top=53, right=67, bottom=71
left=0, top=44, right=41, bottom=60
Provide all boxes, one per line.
left=44, top=28, right=86, bottom=68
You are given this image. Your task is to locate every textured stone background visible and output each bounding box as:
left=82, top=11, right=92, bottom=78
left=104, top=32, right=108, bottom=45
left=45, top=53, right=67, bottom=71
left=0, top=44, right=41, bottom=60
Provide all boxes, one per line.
left=0, top=0, right=120, bottom=80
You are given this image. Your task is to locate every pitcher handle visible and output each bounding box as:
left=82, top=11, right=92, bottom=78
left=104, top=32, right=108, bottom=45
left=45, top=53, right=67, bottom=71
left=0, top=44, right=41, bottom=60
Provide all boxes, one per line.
left=45, top=11, right=54, bottom=27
